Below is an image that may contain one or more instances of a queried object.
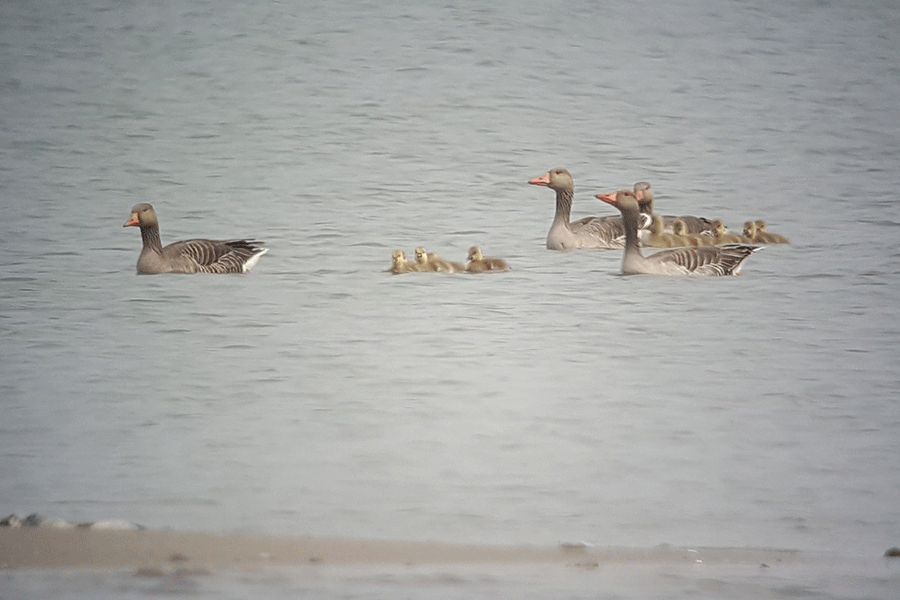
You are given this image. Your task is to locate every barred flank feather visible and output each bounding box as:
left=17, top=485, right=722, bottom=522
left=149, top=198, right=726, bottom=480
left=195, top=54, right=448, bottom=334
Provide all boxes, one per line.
left=180, top=239, right=268, bottom=273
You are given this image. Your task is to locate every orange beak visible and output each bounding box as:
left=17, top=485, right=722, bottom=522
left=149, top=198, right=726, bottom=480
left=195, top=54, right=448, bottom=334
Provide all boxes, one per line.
left=528, top=172, right=550, bottom=186
left=595, top=191, right=618, bottom=205
left=123, top=213, right=139, bottom=227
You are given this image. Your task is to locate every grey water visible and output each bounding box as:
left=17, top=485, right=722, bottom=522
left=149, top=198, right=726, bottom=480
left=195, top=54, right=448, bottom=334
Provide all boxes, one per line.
left=2, top=0, right=900, bottom=597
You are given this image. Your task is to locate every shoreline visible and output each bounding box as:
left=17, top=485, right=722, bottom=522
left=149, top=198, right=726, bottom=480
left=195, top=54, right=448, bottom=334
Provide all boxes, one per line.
left=0, top=527, right=804, bottom=570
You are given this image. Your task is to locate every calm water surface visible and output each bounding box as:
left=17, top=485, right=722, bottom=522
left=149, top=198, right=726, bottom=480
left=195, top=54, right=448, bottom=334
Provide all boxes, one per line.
left=2, top=0, right=900, bottom=597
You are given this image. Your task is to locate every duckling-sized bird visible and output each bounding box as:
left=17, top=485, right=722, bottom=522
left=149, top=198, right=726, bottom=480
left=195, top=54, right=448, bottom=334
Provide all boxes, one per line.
left=415, top=247, right=464, bottom=272
left=386, top=250, right=420, bottom=274
left=742, top=220, right=763, bottom=243
left=754, top=220, right=790, bottom=244
left=645, top=214, right=685, bottom=248
left=466, top=246, right=510, bottom=272
left=673, top=219, right=714, bottom=247
left=123, top=203, right=267, bottom=274
left=710, top=219, right=744, bottom=244
left=596, top=190, right=760, bottom=276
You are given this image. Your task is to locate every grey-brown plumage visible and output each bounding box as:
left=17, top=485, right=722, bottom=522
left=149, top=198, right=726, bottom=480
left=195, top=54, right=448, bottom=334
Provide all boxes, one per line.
left=528, top=168, right=628, bottom=250
left=123, top=203, right=268, bottom=275
left=596, top=191, right=760, bottom=276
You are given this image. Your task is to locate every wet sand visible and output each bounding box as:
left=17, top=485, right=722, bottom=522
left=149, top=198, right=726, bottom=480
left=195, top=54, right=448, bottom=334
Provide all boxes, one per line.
left=5, top=529, right=900, bottom=600
left=0, top=526, right=799, bottom=570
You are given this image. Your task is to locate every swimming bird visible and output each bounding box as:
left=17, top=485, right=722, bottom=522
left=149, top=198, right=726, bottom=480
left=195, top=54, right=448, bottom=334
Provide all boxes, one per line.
left=386, top=250, right=420, bottom=274
left=632, top=182, right=714, bottom=234
left=754, top=220, right=790, bottom=244
left=528, top=167, right=627, bottom=250
left=710, top=219, right=744, bottom=244
left=595, top=190, right=760, bottom=276
left=123, top=203, right=267, bottom=274
left=672, top=219, right=714, bottom=247
left=645, top=215, right=685, bottom=248
left=414, top=247, right=463, bottom=272
left=466, top=246, right=510, bottom=272
left=742, top=220, right=762, bottom=243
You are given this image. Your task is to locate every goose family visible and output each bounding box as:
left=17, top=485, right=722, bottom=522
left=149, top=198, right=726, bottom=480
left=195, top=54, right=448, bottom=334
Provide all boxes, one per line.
left=123, top=203, right=267, bottom=275
left=466, top=246, right=510, bottom=272
left=596, top=190, right=760, bottom=276
left=125, top=170, right=783, bottom=279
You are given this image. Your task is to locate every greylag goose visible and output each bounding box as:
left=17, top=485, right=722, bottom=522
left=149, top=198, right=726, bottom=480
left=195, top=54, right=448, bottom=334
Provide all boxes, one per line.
left=386, top=250, right=420, bottom=273
left=595, top=191, right=760, bottom=276
left=414, top=247, right=463, bottom=272
left=754, top=220, right=790, bottom=244
left=123, top=203, right=267, bottom=274
left=710, top=219, right=744, bottom=244
left=466, top=246, right=510, bottom=272
left=645, top=214, right=685, bottom=248
left=528, top=167, right=628, bottom=250
left=672, top=219, right=714, bottom=247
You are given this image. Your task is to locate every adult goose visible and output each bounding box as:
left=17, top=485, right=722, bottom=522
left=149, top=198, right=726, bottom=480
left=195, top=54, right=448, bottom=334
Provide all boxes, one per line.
left=595, top=191, right=760, bottom=276
left=466, top=246, right=510, bottom=272
left=123, top=203, right=267, bottom=274
left=528, top=167, right=628, bottom=250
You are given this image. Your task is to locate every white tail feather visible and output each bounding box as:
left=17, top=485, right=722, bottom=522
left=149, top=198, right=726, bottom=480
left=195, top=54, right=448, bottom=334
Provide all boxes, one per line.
left=242, top=248, right=269, bottom=272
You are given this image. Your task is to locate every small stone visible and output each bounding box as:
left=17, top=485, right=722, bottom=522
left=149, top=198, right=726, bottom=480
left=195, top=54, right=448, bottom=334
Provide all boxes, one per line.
left=884, top=547, right=900, bottom=557
left=0, top=514, right=23, bottom=528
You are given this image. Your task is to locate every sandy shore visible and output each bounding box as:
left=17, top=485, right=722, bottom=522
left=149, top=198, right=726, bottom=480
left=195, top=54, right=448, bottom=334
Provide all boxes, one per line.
left=0, top=527, right=801, bottom=571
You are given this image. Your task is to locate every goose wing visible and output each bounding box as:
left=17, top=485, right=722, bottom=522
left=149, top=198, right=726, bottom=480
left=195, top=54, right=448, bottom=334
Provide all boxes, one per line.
left=647, top=243, right=761, bottom=276
left=569, top=215, right=627, bottom=248
left=164, top=239, right=267, bottom=273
